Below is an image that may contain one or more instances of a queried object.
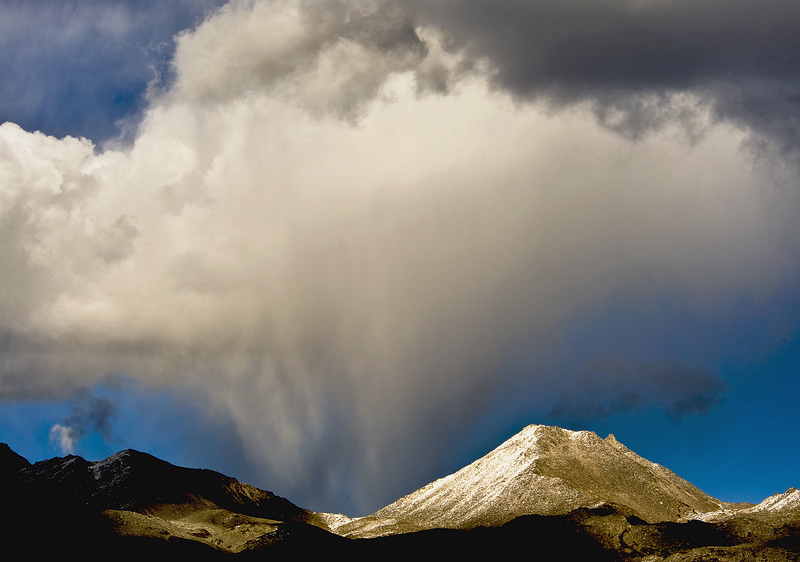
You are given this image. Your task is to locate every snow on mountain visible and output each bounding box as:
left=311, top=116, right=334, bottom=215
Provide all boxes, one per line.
left=333, top=424, right=726, bottom=537
left=746, top=488, right=800, bottom=513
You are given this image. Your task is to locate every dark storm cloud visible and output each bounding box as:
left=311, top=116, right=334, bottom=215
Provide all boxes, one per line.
left=548, top=357, right=728, bottom=426
left=409, top=0, right=800, bottom=145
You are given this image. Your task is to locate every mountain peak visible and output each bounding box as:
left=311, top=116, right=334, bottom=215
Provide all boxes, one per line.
left=0, top=442, right=30, bottom=466
left=0, top=442, right=31, bottom=483
left=334, top=424, right=726, bottom=537
left=747, top=487, right=800, bottom=513
left=89, top=448, right=162, bottom=477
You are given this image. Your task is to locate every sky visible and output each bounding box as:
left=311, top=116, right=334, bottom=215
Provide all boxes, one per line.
left=1, top=0, right=799, bottom=516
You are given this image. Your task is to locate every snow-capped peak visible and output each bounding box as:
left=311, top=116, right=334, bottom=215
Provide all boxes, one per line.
left=334, top=424, right=724, bottom=538
left=89, top=449, right=135, bottom=483
left=747, top=488, right=800, bottom=513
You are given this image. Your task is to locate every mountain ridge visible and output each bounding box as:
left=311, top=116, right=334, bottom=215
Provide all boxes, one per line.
left=10, top=446, right=311, bottom=523
left=1, top=424, right=798, bottom=560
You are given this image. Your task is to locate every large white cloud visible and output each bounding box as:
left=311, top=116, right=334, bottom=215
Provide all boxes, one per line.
left=2, top=0, right=798, bottom=512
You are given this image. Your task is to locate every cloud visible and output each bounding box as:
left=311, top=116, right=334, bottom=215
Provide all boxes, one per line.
left=409, top=0, right=800, bottom=150
left=64, top=395, right=117, bottom=442
left=47, top=394, right=118, bottom=456
left=48, top=424, right=77, bottom=455
left=1, top=0, right=800, bottom=514
left=548, top=358, right=729, bottom=426
left=167, top=0, right=462, bottom=120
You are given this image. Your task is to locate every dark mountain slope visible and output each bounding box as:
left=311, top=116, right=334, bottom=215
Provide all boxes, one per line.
left=13, top=448, right=308, bottom=522
left=0, top=443, right=30, bottom=480
left=0, top=445, right=327, bottom=556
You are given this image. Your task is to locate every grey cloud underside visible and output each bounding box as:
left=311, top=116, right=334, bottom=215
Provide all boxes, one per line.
left=218, top=0, right=800, bottom=149
left=408, top=0, right=800, bottom=145
left=414, top=0, right=800, bottom=90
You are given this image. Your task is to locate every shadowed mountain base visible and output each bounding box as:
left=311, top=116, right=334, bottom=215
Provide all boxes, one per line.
left=3, top=501, right=798, bottom=560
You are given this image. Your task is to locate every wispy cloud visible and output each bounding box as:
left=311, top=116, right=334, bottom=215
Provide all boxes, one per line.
left=48, top=424, right=77, bottom=455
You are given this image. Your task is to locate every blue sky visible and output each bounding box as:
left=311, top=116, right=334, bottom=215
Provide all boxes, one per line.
left=1, top=0, right=799, bottom=516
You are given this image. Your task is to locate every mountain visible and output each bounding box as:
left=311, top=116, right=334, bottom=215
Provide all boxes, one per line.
left=1, top=425, right=798, bottom=560
left=0, top=442, right=30, bottom=481
left=15, top=447, right=310, bottom=520
left=745, top=488, right=800, bottom=514
left=1, top=446, right=339, bottom=558
left=332, top=424, right=731, bottom=537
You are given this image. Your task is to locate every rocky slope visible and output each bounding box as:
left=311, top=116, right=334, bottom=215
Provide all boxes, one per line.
left=333, top=424, right=730, bottom=537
